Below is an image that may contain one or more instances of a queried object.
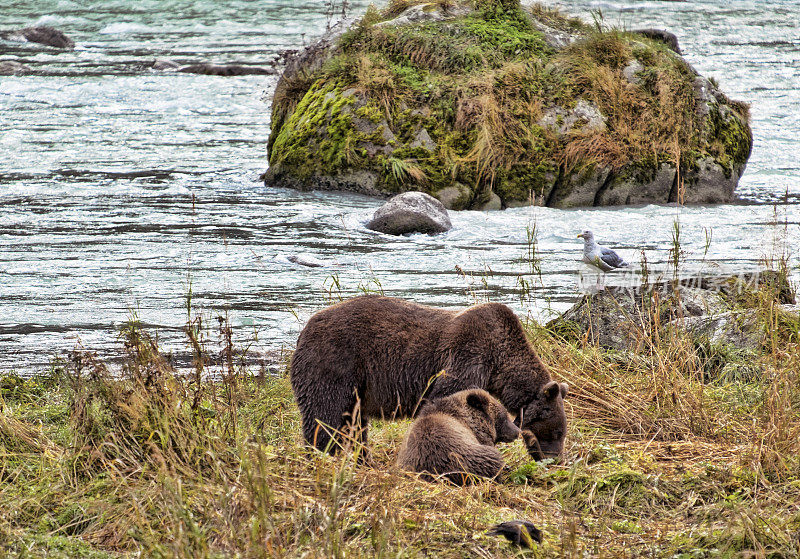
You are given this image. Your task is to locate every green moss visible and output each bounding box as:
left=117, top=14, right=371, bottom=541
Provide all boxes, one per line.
left=495, top=159, right=556, bottom=202
left=706, top=105, right=753, bottom=175
left=270, top=80, right=361, bottom=180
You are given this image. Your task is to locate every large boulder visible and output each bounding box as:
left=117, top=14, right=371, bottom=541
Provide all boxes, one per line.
left=264, top=0, right=752, bottom=209
left=366, top=191, right=452, bottom=235
left=548, top=272, right=796, bottom=352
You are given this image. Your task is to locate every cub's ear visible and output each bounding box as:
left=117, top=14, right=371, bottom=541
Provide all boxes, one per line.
left=466, top=391, right=489, bottom=412
left=560, top=382, right=569, bottom=399
left=542, top=380, right=560, bottom=400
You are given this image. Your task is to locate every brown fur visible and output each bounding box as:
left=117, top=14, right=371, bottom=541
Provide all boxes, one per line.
left=396, top=389, right=520, bottom=484
left=290, top=295, right=568, bottom=458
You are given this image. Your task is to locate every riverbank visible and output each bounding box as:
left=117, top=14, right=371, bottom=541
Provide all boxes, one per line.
left=2, top=274, right=798, bottom=557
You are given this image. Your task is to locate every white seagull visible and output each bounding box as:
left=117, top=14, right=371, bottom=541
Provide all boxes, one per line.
left=577, top=230, right=628, bottom=273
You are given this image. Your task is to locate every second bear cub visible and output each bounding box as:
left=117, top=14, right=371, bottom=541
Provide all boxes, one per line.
left=397, top=389, right=520, bottom=484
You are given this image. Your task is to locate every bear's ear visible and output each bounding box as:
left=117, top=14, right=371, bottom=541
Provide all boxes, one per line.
left=466, top=391, right=489, bottom=412
left=560, top=382, right=569, bottom=399
left=542, top=380, right=560, bottom=400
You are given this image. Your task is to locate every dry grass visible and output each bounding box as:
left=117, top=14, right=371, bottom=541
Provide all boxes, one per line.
left=1, top=279, right=799, bottom=557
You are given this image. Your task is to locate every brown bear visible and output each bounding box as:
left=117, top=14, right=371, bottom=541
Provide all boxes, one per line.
left=396, top=389, right=520, bottom=484
left=290, top=294, right=568, bottom=459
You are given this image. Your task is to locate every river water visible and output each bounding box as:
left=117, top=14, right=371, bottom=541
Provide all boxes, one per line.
left=1, top=0, right=798, bottom=374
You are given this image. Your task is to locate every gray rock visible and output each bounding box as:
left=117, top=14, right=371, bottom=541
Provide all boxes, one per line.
left=682, top=157, right=743, bottom=203
left=634, top=29, right=681, bottom=54
left=339, top=89, right=396, bottom=156
left=597, top=164, right=677, bottom=206
left=152, top=59, right=180, bottom=71
left=178, top=64, right=276, bottom=76
left=693, top=76, right=721, bottom=119
left=264, top=164, right=382, bottom=197
left=436, top=184, right=469, bottom=210
left=549, top=272, right=795, bottom=351
left=527, top=19, right=579, bottom=49
left=0, top=60, right=29, bottom=75
left=670, top=310, right=761, bottom=352
left=366, top=192, right=452, bottom=235
left=410, top=128, right=436, bottom=151
left=552, top=165, right=613, bottom=208
left=622, top=59, right=644, bottom=85
left=540, top=100, right=606, bottom=135
left=476, top=191, right=502, bottom=211
left=374, top=3, right=472, bottom=28
left=1, top=26, right=74, bottom=49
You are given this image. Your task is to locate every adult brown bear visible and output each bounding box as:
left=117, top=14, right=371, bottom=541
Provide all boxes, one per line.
left=290, top=295, right=568, bottom=459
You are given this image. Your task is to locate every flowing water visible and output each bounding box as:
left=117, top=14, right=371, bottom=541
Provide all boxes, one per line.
left=1, top=0, right=798, bottom=374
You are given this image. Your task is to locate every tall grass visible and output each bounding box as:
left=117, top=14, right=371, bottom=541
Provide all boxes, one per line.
left=1, top=266, right=799, bottom=556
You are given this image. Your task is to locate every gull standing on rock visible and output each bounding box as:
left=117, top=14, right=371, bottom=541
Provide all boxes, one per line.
left=577, top=230, right=628, bottom=277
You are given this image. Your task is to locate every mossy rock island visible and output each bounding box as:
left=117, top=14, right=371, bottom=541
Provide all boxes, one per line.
left=264, top=0, right=752, bottom=209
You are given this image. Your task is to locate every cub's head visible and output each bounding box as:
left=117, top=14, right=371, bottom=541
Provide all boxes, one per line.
left=516, top=381, right=569, bottom=460
left=461, top=389, right=520, bottom=445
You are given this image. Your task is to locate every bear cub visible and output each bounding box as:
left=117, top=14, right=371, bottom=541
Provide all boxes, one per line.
left=397, top=389, right=520, bottom=485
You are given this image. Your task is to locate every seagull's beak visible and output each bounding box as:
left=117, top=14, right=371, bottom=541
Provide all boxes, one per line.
left=577, top=234, right=583, bottom=239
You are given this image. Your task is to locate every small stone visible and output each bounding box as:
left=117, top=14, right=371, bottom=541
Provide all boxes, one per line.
left=152, top=59, right=180, bottom=70
left=622, top=59, right=644, bottom=85
left=539, top=100, right=606, bottom=135
left=410, top=128, right=436, bottom=151
left=366, top=192, right=452, bottom=235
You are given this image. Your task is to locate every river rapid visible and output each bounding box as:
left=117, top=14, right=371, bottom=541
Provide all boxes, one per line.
left=1, top=0, right=798, bottom=373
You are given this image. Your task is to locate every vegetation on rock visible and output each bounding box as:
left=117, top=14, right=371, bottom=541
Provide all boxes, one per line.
left=266, top=0, right=752, bottom=209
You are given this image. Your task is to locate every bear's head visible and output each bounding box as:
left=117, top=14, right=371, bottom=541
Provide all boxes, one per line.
left=462, top=389, right=520, bottom=445
left=423, top=389, right=520, bottom=445
left=515, top=381, right=568, bottom=460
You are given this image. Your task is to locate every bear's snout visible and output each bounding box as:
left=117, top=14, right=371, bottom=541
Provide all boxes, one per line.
left=522, top=430, right=564, bottom=462
left=498, top=418, right=521, bottom=443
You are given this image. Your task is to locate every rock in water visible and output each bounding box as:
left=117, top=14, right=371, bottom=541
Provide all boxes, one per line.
left=1, top=26, right=75, bottom=49
left=366, top=192, right=451, bottom=235
left=177, top=64, right=276, bottom=76
left=0, top=60, right=29, bottom=75
left=152, top=59, right=181, bottom=71
left=265, top=0, right=751, bottom=209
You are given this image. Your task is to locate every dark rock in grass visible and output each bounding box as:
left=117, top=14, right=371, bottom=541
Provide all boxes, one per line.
left=634, top=28, right=681, bottom=54
left=1, top=26, right=75, bottom=49
left=366, top=192, right=451, bottom=235
left=487, top=520, right=543, bottom=548
left=548, top=271, right=797, bottom=352
left=177, top=63, right=276, bottom=76
left=265, top=0, right=750, bottom=209
left=0, top=60, right=30, bottom=75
